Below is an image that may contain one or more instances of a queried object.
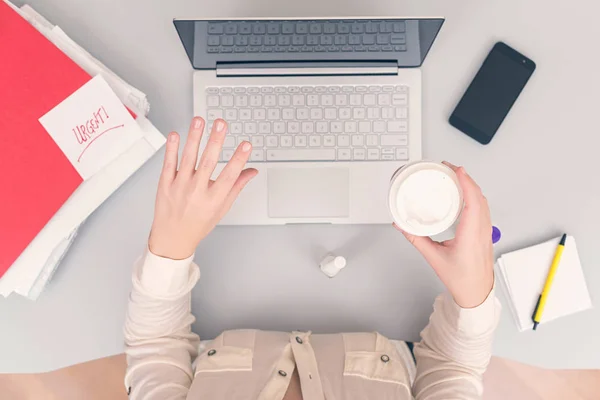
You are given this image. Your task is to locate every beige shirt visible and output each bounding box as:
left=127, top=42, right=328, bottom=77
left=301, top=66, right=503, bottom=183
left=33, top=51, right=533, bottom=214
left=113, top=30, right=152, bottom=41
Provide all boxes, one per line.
left=124, top=251, right=501, bottom=399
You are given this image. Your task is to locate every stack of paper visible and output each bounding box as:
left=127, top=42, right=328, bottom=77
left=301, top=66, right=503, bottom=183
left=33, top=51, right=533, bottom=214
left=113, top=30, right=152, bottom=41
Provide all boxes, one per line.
left=0, top=1, right=165, bottom=300
left=496, top=235, right=593, bottom=331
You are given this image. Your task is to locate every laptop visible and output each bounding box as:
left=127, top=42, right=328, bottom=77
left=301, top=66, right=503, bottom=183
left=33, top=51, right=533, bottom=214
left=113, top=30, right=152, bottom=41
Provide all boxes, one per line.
left=174, top=17, right=444, bottom=224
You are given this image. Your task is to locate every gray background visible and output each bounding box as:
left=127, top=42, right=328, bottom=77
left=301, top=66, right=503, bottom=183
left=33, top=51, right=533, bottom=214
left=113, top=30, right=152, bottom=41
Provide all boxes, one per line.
left=1, top=0, right=598, bottom=373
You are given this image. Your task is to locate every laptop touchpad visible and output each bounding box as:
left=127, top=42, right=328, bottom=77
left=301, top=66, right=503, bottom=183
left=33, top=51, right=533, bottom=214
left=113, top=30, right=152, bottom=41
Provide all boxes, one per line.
left=267, top=168, right=349, bottom=218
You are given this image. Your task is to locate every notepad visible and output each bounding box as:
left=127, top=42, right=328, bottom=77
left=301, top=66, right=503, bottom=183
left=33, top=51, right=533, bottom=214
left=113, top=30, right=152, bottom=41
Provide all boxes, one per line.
left=497, top=236, right=593, bottom=332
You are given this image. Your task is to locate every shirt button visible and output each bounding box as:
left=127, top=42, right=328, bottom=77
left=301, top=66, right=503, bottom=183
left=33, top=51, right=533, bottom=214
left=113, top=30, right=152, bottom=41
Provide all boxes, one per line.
left=208, top=349, right=217, bottom=356
left=296, top=336, right=303, bottom=344
left=278, top=370, right=288, bottom=377
left=381, top=354, right=390, bottom=363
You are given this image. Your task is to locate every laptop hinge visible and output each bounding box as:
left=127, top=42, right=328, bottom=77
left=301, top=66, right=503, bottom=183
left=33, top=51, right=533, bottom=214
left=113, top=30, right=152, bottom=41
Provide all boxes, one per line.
left=215, top=61, right=398, bottom=77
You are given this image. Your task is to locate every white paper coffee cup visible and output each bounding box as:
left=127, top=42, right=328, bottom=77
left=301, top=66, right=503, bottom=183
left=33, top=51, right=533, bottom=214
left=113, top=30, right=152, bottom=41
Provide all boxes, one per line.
left=389, top=161, right=463, bottom=238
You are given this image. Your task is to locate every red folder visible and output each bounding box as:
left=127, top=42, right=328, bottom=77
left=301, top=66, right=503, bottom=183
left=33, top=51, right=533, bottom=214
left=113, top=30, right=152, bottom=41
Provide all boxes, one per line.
left=0, top=2, right=91, bottom=276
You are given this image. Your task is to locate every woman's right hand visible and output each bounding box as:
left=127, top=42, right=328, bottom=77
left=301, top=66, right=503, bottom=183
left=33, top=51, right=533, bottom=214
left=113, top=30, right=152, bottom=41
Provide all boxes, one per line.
left=397, top=162, right=494, bottom=308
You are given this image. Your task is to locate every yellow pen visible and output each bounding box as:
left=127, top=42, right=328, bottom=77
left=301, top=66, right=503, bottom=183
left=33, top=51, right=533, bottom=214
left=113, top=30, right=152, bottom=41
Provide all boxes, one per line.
left=532, top=233, right=567, bottom=330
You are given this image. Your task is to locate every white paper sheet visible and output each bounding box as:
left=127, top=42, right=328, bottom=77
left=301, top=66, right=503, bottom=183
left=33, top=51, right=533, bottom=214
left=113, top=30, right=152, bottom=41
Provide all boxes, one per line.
left=496, top=236, right=593, bottom=331
left=40, top=75, right=144, bottom=179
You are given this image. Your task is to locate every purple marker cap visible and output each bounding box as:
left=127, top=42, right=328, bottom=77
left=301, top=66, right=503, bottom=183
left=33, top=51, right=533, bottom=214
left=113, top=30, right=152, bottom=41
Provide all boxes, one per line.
left=492, top=226, right=502, bottom=244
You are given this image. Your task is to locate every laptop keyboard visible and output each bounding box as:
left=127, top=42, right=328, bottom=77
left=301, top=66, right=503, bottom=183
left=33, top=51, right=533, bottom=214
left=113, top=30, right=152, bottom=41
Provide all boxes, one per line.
left=206, top=20, right=407, bottom=54
left=206, top=85, right=409, bottom=162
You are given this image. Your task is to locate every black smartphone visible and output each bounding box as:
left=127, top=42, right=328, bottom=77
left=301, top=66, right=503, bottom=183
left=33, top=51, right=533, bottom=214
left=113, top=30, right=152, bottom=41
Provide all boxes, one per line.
left=449, top=42, right=536, bottom=144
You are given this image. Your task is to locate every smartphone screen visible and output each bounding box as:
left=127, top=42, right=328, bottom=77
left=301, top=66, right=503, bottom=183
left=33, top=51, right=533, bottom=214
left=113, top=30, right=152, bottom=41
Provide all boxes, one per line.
left=449, top=42, right=535, bottom=144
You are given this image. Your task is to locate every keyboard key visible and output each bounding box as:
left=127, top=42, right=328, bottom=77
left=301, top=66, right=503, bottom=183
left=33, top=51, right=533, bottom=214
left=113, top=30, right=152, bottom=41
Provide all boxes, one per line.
left=387, top=120, right=408, bottom=132
left=239, top=23, right=252, bottom=34
left=208, top=23, right=224, bottom=34
left=321, top=94, right=334, bottom=106
left=302, top=122, right=314, bottom=133
left=253, top=23, right=266, bottom=34
left=323, top=23, right=336, bottom=34
left=348, top=35, right=361, bottom=45
left=382, top=107, right=395, bottom=119
left=207, top=47, right=219, bottom=53
left=338, top=23, right=350, bottom=33
left=307, top=94, right=319, bottom=106
left=367, top=148, right=380, bottom=160
left=373, top=121, right=386, bottom=133
left=382, top=148, right=395, bottom=155
left=349, top=94, right=362, bottom=105
left=310, top=108, right=323, bottom=119
left=334, top=36, right=347, bottom=45
left=309, top=135, right=321, bottom=147
left=288, top=122, right=300, bottom=134
left=358, top=121, right=371, bottom=133
left=235, top=95, right=248, bottom=107
left=296, top=108, right=309, bottom=119
left=324, top=108, right=337, bottom=119
left=235, top=36, right=248, bottom=46
left=282, top=22, right=295, bottom=34
left=323, top=136, right=336, bottom=147
left=364, top=94, right=376, bottom=105
left=363, top=34, right=376, bottom=45
left=376, top=34, right=390, bottom=44
left=365, top=22, right=379, bottom=33
left=250, top=135, right=264, bottom=148
left=394, top=45, right=407, bottom=52
left=320, top=35, right=334, bottom=45
left=253, top=108, right=266, bottom=120
left=294, top=135, right=307, bottom=147
left=296, top=23, right=308, bottom=34
left=240, top=109, right=251, bottom=120
left=267, top=108, right=280, bottom=120
left=266, top=135, right=278, bottom=147
left=309, top=23, right=322, bottom=34
left=267, top=23, right=280, bottom=34
left=225, top=108, right=237, bottom=121
left=237, top=136, right=250, bottom=145
left=244, top=122, right=257, bottom=134
left=337, top=135, right=350, bottom=146
left=264, top=36, right=277, bottom=46
left=223, top=136, right=236, bottom=148
left=380, top=21, right=393, bottom=33
left=224, top=24, right=237, bottom=34
left=293, top=95, right=305, bottom=106
left=393, top=21, right=406, bottom=33
left=264, top=95, right=277, bottom=107
left=316, top=121, right=328, bottom=133
left=331, top=122, right=343, bottom=133
left=396, top=108, right=408, bottom=119
left=367, top=108, right=380, bottom=119
left=382, top=154, right=394, bottom=160
left=207, top=109, right=223, bottom=120
left=381, top=134, right=408, bottom=146
left=267, top=149, right=336, bottom=161
left=339, top=108, right=351, bottom=119
left=274, top=122, right=286, bottom=133
left=392, top=93, right=408, bottom=106
left=338, top=148, right=351, bottom=160
left=278, top=95, right=291, bottom=106
left=356, top=86, right=368, bottom=92
left=278, top=36, right=291, bottom=45
left=222, top=149, right=234, bottom=161
left=280, top=135, right=293, bottom=147
left=221, top=95, right=234, bottom=107
left=282, top=109, right=295, bottom=120
left=353, top=148, right=366, bottom=160
left=306, top=35, right=319, bottom=45
left=207, top=95, right=219, bottom=107
left=378, top=94, right=391, bottom=105
left=352, top=108, right=366, bottom=119
left=335, top=94, right=348, bottom=106
left=230, top=122, right=243, bottom=134
left=396, top=148, right=409, bottom=160
left=250, top=149, right=265, bottom=161
left=208, top=36, right=220, bottom=46
left=351, top=23, right=364, bottom=33
left=221, top=36, right=234, bottom=46
left=344, top=121, right=357, bottom=133
left=366, top=135, right=378, bottom=146
left=391, top=33, right=406, bottom=44
left=351, top=135, right=364, bottom=146
left=259, top=122, right=271, bottom=133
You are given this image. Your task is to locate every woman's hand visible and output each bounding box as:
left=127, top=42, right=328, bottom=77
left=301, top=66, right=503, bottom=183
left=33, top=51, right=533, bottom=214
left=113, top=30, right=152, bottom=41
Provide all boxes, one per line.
left=148, top=117, right=258, bottom=260
left=397, top=162, right=494, bottom=308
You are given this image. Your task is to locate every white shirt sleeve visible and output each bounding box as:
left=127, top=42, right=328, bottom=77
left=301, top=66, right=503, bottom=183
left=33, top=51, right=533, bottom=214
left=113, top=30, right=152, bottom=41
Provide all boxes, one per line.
left=413, top=286, right=502, bottom=400
left=124, top=250, right=201, bottom=399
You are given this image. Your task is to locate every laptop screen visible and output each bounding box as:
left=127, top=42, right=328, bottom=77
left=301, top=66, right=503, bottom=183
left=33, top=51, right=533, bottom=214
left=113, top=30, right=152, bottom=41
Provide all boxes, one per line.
left=174, top=18, right=444, bottom=70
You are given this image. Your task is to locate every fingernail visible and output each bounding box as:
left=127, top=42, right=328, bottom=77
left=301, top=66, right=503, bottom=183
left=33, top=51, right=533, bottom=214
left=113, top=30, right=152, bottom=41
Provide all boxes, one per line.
left=215, top=120, right=225, bottom=132
left=194, top=118, right=203, bottom=129
left=242, top=142, right=251, bottom=152
left=169, top=133, right=177, bottom=142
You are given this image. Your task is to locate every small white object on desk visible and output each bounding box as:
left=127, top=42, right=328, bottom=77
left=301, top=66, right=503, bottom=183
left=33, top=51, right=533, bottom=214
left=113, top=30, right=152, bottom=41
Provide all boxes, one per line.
left=320, top=255, right=347, bottom=278
left=496, top=235, right=592, bottom=332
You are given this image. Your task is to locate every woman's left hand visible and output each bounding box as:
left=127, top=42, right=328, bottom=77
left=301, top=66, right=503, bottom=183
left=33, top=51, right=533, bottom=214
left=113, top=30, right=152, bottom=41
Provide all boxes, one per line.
left=148, top=117, right=258, bottom=260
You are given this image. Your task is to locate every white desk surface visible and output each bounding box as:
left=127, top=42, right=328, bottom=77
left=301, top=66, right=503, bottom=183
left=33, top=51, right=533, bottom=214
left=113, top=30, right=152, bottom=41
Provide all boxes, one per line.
left=1, top=0, right=598, bottom=373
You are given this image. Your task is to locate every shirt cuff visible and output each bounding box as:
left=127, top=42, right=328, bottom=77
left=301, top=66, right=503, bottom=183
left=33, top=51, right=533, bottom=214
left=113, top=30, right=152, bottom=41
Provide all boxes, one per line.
left=138, top=248, right=196, bottom=296
left=447, top=284, right=501, bottom=336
